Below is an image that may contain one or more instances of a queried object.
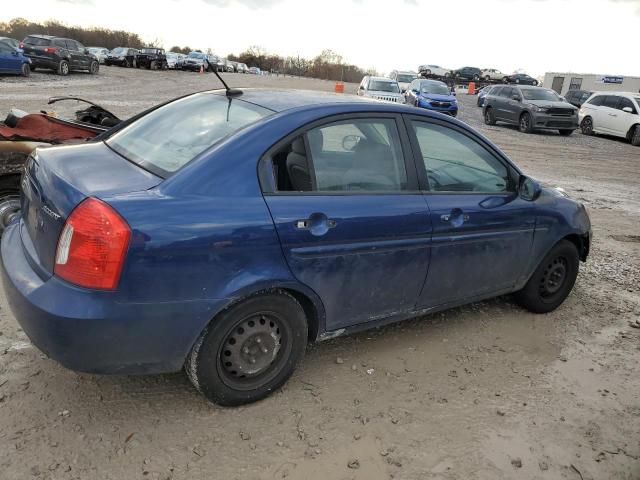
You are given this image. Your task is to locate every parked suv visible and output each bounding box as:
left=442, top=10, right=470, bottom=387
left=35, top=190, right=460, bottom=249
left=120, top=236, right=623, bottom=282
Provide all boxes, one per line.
left=564, top=89, right=593, bottom=108
left=481, top=68, right=505, bottom=82
left=579, top=93, right=640, bottom=146
left=405, top=79, right=458, bottom=116
left=136, top=48, right=168, bottom=70
left=357, top=76, right=404, bottom=103
left=418, top=64, right=451, bottom=78
left=454, top=66, right=482, bottom=82
left=389, top=70, right=418, bottom=92
left=104, top=47, right=139, bottom=67
left=20, top=35, right=99, bottom=75
left=483, top=85, right=578, bottom=135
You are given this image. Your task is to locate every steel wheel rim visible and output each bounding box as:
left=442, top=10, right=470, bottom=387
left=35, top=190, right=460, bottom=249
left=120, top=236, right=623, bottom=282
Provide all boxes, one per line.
left=0, top=195, right=20, bottom=231
left=217, top=311, right=289, bottom=390
left=539, top=257, right=568, bottom=298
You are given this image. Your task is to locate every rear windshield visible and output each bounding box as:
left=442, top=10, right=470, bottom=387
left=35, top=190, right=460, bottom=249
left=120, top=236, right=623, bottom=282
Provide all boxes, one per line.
left=24, top=36, right=50, bottom=46
left=369, top=80, right=400, bottom=93
left=107, top=93, right=272, bottom=176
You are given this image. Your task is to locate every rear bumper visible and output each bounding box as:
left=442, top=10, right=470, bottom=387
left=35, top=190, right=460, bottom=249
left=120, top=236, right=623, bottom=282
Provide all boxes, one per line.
left=532, top=113, right=579, bottom=130
left=0, top=221, right=224, bottom=375
left=25, top=55, right=59, bottom=70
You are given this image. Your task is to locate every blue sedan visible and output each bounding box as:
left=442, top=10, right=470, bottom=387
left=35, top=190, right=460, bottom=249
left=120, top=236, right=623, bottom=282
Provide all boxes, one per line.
left=0, top=40, right=31, bottom=76
left=405, top=79, right=458, bottom=116
left=0, top=88, right=591, bottom=406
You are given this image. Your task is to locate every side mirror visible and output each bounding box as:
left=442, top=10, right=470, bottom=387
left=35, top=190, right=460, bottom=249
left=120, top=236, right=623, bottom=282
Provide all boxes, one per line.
left=622, top=107, right=633, bottom=114
left=342, top=134, right=362, bottom=152
left=519, top=176, right=541, bottom=201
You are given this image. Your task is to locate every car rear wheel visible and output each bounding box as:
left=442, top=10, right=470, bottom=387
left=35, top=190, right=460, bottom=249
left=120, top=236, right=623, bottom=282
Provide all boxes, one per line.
left=630, top=125, right=640, bottom=146
left=514, top=240, right=579, bottom=313
left=186, top=291, right=308, bottom=406
left=57, top=60, right=69, bottom=76
left=558, top=129, right=574, bottom=136
left=0, top=176, right=22, bottom=236
left=484, top=107, right=496, bottom=125
left=89, top=61, right=99, bottom=74
left=484, top=76, right=491, bottom=82
left=519, top=112, right=533, bottom=133
left=21, top=63, right=30, bottom=77
left=580, top=116, right=594, bottom=135
left=473, top=74, right=480, bottom=82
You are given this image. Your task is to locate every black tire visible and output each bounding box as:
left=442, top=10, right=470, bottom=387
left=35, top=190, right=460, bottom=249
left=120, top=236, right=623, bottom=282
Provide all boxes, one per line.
left=484, top=107, right=496, bottom=125
left=514, top=240, right=580, bottom=313
left=0, top=176, right=22, bottom=236
left=519, top=112, right=533, bottom=133
left=473, top=74, right=480, bottom=82
left=502, top=76, right=509, bottom=83
left=124, top=59, right=131, bottom=68
left=186, top=291, right=308, bottom=406
left=558, top=129, right=574, bottom=136
left=533, top=80, right=539, bottom=86
left=57, top=60, right=69, bottom=76
left=630, top=125, right=640, bottom=146
left=484, top=76, right=491, bottom=82
left=89, top=60, right=99, bottom=75
left=580, top=116, right=594, bottom=136
left=21, top=63, right=30, bottom=77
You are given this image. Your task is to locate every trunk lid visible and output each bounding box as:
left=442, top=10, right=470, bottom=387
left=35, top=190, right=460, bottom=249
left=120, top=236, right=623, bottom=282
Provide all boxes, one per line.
left=21, top=141, right=162, bottom=276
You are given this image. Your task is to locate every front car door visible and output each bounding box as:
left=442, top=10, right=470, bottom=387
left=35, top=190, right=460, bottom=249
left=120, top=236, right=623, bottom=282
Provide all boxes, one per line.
left=0, top=41, right=14, bottom=72
left=405, top=115, right=535, bottom=308
left=612, top=97, right=638, bottom=137
left=493, top=86, right=513, bottom=122
left=262, top=114, right=432, bottom=330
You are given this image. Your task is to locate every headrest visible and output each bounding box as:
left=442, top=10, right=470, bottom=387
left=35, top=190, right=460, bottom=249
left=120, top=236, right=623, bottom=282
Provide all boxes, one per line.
left=291, top=137, right=306, bottom=155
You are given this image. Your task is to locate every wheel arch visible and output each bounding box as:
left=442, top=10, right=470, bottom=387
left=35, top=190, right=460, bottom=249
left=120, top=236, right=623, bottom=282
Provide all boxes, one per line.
left=562, top=233, right=590, bottom=262
left=626, top=123, right=640, bottom=141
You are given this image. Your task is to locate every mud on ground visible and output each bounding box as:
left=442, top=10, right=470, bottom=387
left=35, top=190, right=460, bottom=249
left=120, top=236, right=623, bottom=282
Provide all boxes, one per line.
left=0, top=68, right=638, bottom=480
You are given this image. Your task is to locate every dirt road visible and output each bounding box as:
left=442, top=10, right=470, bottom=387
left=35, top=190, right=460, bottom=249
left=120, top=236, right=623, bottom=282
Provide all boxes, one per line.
left=0, top=68, right=638, bottom=480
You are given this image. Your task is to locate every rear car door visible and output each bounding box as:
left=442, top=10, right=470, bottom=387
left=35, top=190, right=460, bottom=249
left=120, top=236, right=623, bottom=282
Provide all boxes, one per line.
left=405, top=116, right=535, bottom=308
left=262, top=115, right=432, bottom=330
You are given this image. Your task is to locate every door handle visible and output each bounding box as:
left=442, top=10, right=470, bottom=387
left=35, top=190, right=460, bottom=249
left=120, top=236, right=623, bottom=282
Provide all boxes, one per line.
left=608, top=113, right=617, bottom=117
left=440, top=211, right=470, bottom=224
left=295, top=213, right=337, bottom=236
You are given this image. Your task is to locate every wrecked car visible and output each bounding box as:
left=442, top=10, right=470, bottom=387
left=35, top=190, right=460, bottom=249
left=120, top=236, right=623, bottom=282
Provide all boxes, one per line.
left=0, top=97, right=120, bottom=233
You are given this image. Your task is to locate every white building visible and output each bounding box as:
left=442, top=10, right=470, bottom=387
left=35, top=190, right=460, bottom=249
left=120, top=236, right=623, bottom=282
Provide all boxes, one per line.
left=543, top=72, right=640, bottom=96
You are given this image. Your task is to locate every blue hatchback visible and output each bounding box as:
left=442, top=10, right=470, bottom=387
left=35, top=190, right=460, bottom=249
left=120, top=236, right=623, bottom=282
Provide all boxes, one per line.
left=405, top=79, right=458, bottom=116
left=0, top=88, right=591, bottom=405
left=0, top=40, right=31, bottom=76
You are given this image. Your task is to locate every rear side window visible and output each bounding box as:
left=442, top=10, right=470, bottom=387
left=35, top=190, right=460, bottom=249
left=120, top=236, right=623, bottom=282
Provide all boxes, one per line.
left=603, top=96, right=620, bottom=109
left=0, top=42, right=13, bottom=53
left=500, top=87, right=513, bottom=98
left=23, top=36, right=50, bottom=46
left=107, top=93, right=272, bottom=177
left=412, top=122, right=510, bottom=193
left=53, top=39, right=67, bottom=48
left=269, top=118, right=408, bottom=193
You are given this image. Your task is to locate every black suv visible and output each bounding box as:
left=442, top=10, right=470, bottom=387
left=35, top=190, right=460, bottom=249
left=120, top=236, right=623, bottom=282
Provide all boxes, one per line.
left=504, top=73, right=538, bottom=86
left=454, top=66, right=482, bottom=82
left=20, top=35, right=99, bottom=75
left=136, top=48, right=168, bottom=70
left=105, top=47, right=139, bottom=67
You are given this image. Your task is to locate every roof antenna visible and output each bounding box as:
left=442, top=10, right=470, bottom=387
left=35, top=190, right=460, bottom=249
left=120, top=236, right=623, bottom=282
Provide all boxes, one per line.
left=213, top=69, right=243, bottom=97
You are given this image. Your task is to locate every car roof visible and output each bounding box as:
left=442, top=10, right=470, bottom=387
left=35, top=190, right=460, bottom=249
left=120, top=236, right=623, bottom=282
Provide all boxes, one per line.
left=592, top=91, right=637, bottom=96
left=210, top=89, right=378, bottom=112
left=369, top=76, right=396, bottom=82
left=26, top=34, right=56, bottom=39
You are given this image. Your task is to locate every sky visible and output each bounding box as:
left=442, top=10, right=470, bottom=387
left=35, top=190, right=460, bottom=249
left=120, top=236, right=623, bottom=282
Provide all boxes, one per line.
left=2, top=0, right=639, bottom=78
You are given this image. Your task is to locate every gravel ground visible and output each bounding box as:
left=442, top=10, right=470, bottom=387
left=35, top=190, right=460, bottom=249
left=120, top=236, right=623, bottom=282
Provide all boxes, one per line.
left=0, top=67, right=639, bottom=480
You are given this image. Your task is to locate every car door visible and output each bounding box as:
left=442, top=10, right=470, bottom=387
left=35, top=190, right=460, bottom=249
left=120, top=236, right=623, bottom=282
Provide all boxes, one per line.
left=0, top=41, right=13, bottom=72
left=493, top=87, right=512, bottom=121
left=598, top=96, right=621, bottom=134
left=611, top=97, right=637, bottom=137
left=262, top=115, right=432, bottom=330
left=405, top=116, right=535, bottom=308
left=504, top=87, right=523, bottom=123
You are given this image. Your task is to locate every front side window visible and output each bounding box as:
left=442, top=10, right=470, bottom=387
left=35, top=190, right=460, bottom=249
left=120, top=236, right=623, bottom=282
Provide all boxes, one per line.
left=412, top=122, right=510, bottom=193
left=271, top=118, right=408, bottom=193
left=108, top=93, right=272, bottom=176
left=618, top=98, right=637, bottom=114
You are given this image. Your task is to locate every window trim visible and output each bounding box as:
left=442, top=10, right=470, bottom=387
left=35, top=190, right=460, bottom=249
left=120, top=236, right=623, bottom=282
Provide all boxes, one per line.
left=402, top=114, right=520, bottom=195
left=259, top=112, right=421, bottom=196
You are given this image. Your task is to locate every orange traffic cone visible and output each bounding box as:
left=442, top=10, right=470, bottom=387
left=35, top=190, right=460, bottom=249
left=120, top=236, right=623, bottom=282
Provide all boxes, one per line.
left=468, top=82, right=476, bottom=95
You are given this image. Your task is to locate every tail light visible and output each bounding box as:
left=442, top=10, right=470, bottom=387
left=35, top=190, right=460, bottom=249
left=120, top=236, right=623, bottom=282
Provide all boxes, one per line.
left=44, top=47, right=58, bottom=54
left=54, top=198, right=131, bottom=290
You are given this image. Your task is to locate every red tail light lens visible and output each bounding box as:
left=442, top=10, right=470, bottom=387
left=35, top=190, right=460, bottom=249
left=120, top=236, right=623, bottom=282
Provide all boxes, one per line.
left=54, top=198, right=131, bottom=290
left=44, top=47, right=58, bottom=54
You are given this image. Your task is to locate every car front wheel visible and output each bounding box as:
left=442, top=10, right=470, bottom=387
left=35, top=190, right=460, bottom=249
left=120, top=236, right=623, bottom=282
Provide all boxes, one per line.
left=581, top=116, right=594, bottom=135
left=519, top=112, right=533, bottom=133
left=515, top=240, right=580, bottom=313
left=186, top=291, right=308, bottom=406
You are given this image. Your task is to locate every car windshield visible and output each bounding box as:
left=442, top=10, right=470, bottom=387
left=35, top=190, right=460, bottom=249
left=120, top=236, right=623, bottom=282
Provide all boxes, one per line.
left=111, top=47, right=126, bottom=55
left=189, top=52, right=206, bottom=59
left=369, top=81, right=400, bottom=93
left=397, top=74, right=416, bottom=83
left=521, top=89, right=559, bottom=101
left=141, top=48, right=159, bottom=54
left=421, top=82, right=450, bottom=95
left=107, top=93, right=273, bottom=176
